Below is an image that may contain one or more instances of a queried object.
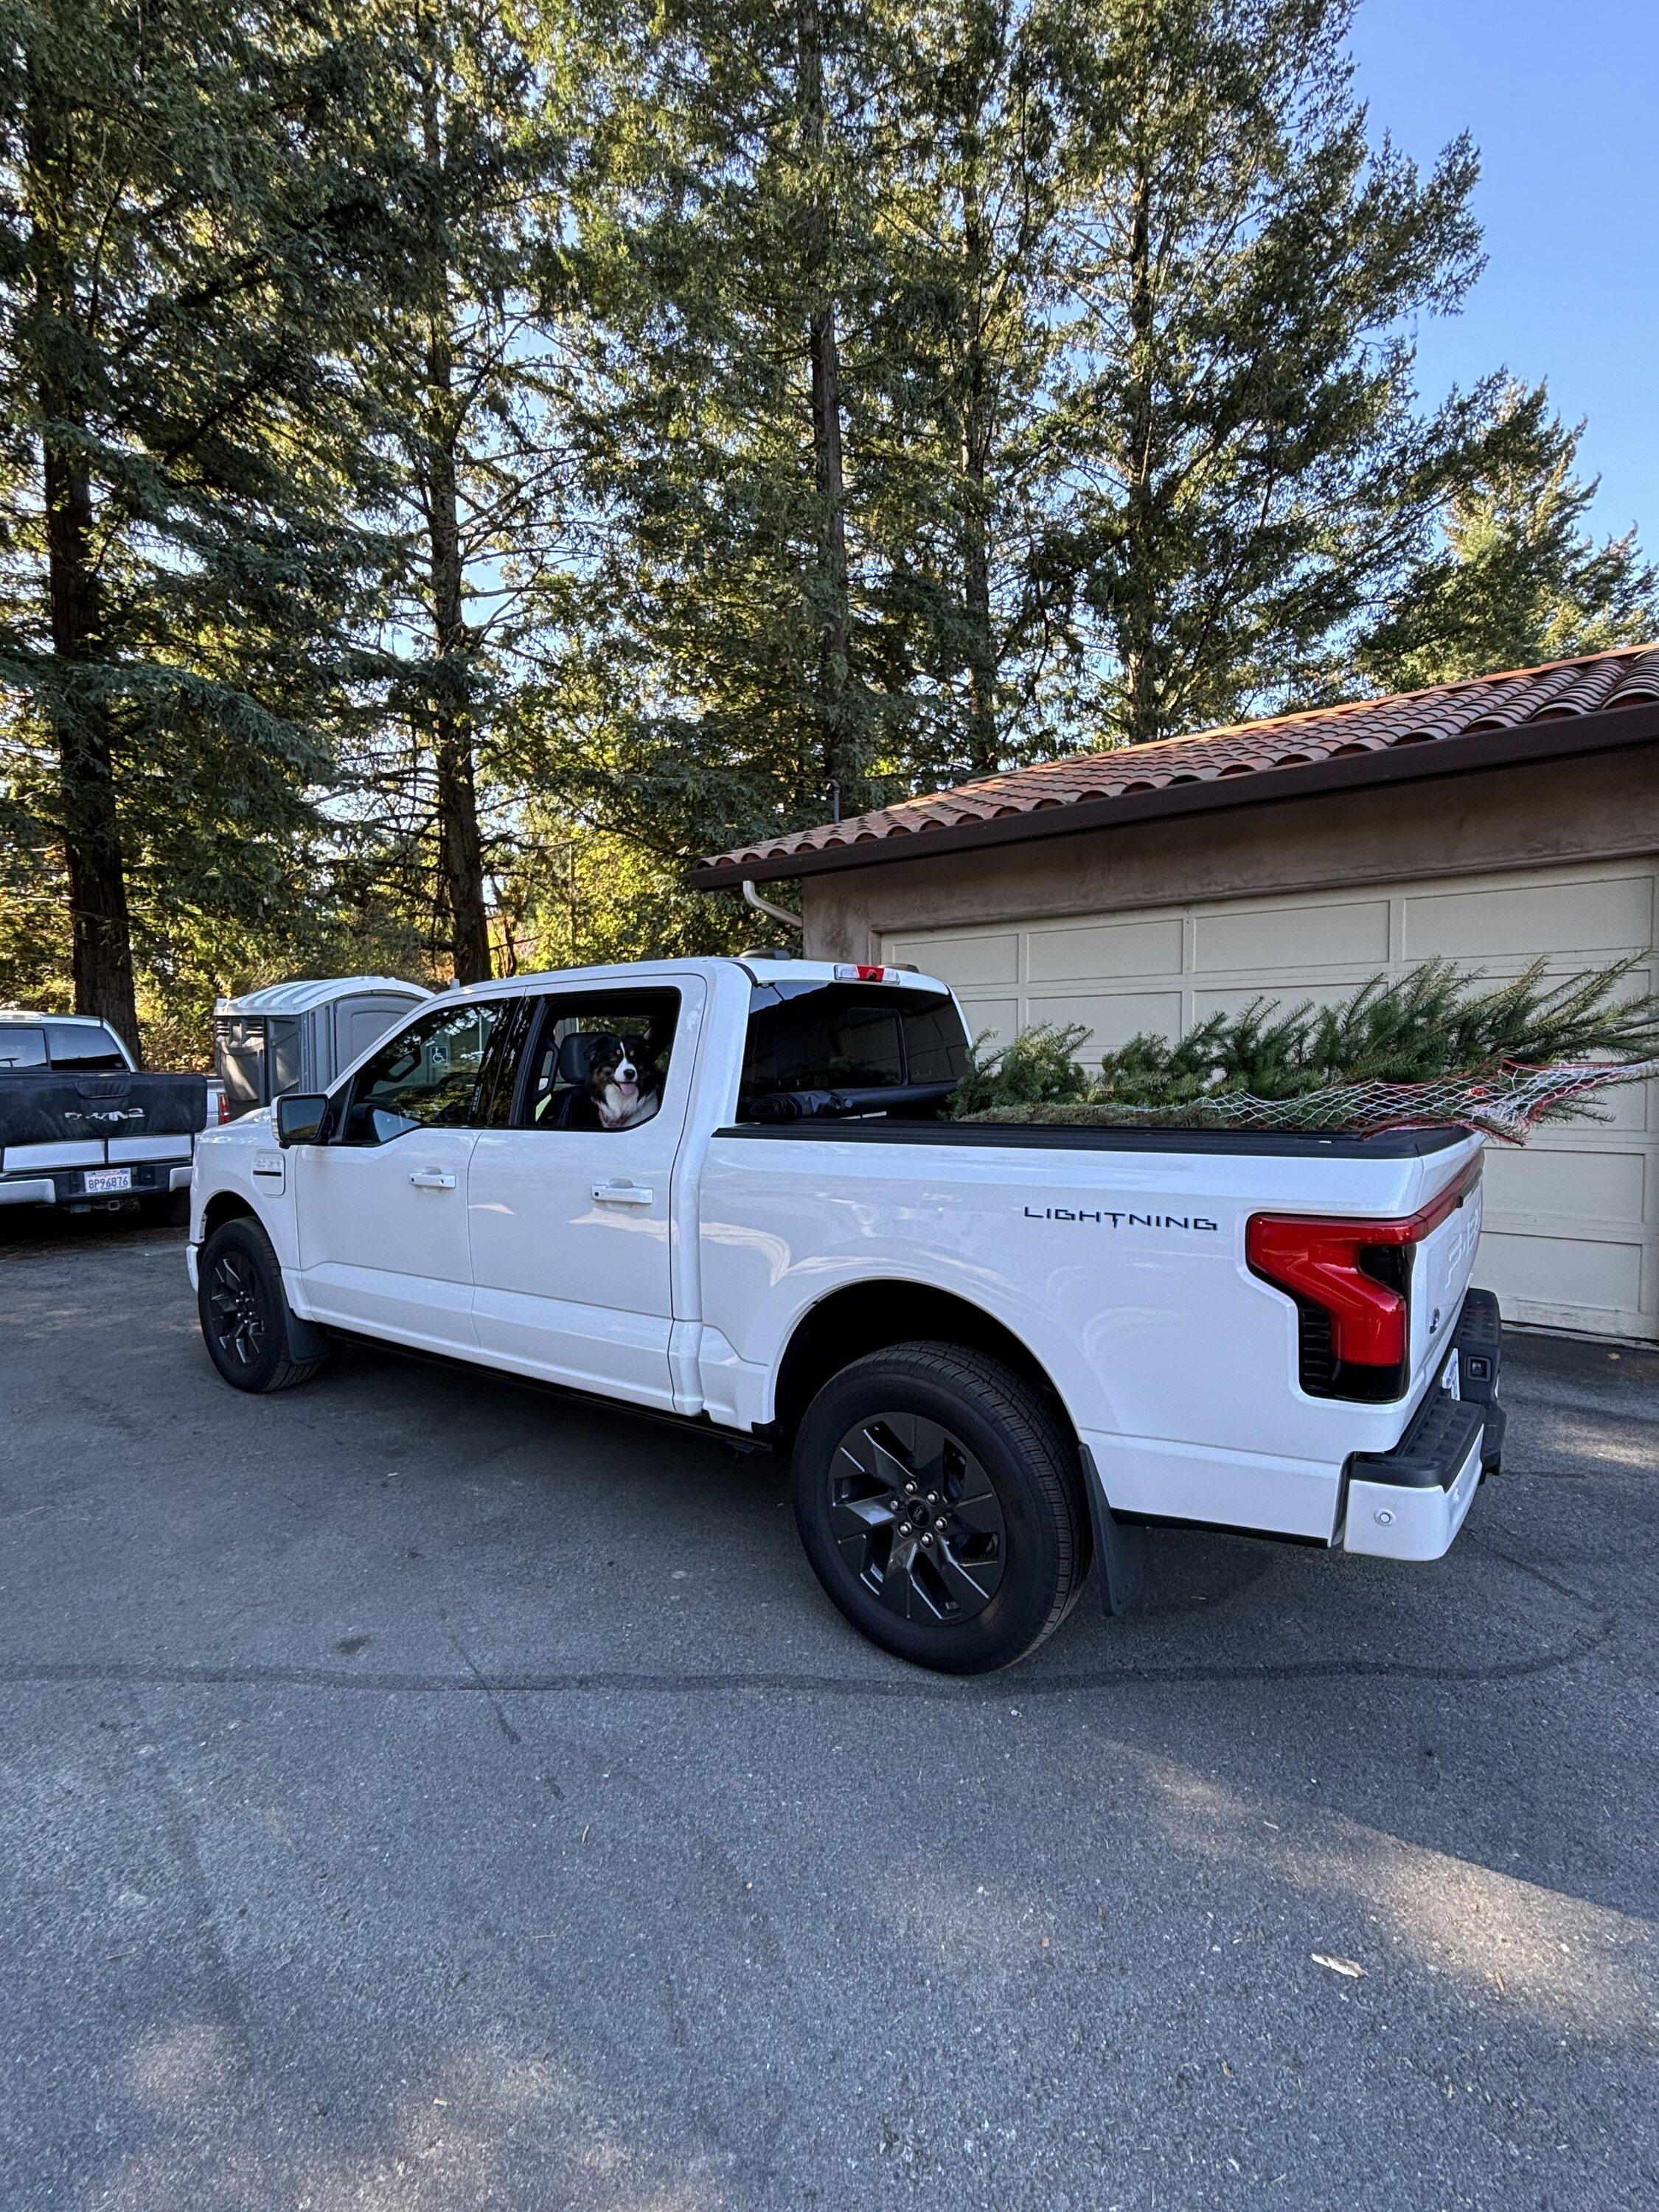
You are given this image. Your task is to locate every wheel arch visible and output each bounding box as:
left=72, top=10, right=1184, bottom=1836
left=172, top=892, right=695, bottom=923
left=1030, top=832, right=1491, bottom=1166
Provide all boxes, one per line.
left=200, top=1189, right=260, bottom=1244
left=770, top=1279, right=1077, bottom=1450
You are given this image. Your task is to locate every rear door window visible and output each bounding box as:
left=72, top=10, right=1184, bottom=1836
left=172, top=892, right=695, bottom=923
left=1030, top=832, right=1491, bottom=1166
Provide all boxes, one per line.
left=44, top=1022, right=128, bottom=1071
left=517, top=991, right=681, bottom=1133
left=0, top=1026, right=48, bottom=1069
left=740, top=982, right=969, bottom=1116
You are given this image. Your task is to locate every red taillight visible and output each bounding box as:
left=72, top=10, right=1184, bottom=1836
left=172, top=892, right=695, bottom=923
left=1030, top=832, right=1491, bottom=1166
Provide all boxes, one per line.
left=1246, top=1161, right=1481, bottom=1377
left=834, top=962, right=889, bottom=981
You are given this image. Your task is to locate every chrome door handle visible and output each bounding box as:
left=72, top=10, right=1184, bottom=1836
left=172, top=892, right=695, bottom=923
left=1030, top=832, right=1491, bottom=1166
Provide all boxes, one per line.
left=408, top=1169, right=456, bottom=1190
left=592, top=1180, right=653, bottom=1205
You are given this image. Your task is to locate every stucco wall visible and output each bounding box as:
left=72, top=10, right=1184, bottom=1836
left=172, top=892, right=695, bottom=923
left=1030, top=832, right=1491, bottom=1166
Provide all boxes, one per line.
left=799, top=746, right=1659, bottom=961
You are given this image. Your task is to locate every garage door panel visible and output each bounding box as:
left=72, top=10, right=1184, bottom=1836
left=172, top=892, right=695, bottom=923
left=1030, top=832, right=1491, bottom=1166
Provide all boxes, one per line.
left=1482, top=1144, right=1646, bottom=1226
left=1027, top=917, right=1182, bottom=983
left=1026, top=992, right=1183, bottom=1054
left=1475, top=1229, right=1644, bottom=1319
left=888, top=931, right=1018, bottom=987
left=1192, top=983, right=1357, bottom=1026
left=953, top=996, right=1020, bottom=1050
left=1194, top=900, right=1389, bottom=973
left=1402, top=875, right=1652, bottom=959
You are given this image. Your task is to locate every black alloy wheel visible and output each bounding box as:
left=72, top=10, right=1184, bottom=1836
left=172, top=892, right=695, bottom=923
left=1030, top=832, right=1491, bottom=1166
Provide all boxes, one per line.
left=793, top=1340, right=1088, bottom=1674
left=207, top=1245, right=267, bottom=1373
left=196, top=1217, right=324, bottom=1394
left=828, top=1411, right=1007, bottom=1625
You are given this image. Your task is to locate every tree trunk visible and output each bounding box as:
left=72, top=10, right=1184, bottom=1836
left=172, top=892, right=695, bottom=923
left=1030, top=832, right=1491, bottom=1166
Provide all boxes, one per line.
left=426, top=408, right=491, bottom=985
left=420, top=46, right=490, bottom=985
left=28, top=80, right=141, bottom=1056
left=960, top=148, right=997, bottom=779
left=44, top=444, right=140, bottom=1055
left=797, top=0, right=852, bottom=804
left=1121, top=163, right=1160, bottom=744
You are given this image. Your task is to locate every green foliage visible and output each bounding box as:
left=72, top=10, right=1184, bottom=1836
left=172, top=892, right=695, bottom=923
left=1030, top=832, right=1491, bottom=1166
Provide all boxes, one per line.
left=1043, top=0, right=1500, bottom=741
left=951, top=959, right=1659, bottom=1119
left=0, top=0, right=397, bottom=1048
left=1357, top=380, right=1659, bottom=690
left=948, top=1020, right=1097, bottom=1116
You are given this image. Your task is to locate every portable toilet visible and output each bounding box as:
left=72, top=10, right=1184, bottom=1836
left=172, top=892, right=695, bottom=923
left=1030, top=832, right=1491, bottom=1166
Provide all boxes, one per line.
left=213, top=977, right=433, bottom=1120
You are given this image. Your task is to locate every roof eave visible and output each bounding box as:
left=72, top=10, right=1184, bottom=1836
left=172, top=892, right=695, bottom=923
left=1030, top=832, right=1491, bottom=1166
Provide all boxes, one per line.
left=687, top=697, right=1659, bottom=890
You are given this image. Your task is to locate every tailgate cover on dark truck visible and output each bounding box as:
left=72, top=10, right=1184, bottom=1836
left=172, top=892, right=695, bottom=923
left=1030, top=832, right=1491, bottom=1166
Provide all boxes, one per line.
left=0, top=1071, right=208, bottom=1153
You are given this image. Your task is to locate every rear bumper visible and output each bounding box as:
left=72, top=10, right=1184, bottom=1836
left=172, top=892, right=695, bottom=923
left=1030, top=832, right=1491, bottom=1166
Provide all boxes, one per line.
left=1341, top=1290, right=1504, bottom=1561
left=0, top=1158, right=192, bottom=1208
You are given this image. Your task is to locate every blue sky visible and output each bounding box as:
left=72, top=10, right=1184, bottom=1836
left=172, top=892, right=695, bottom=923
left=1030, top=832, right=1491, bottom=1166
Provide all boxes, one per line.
left=1347, top=0, right=1657, bottom=552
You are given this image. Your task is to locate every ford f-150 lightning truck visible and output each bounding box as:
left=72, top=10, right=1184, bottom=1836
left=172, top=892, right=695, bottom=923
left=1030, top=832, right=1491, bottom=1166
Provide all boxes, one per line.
left=187, top=958, right=1503, bottom=1672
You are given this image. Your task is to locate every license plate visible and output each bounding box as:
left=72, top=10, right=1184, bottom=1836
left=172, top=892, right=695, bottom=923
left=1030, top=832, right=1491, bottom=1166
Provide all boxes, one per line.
left=1441, top=1349, right=1461, bottom=1399
left=83, top=1166, right=132, bottom=1194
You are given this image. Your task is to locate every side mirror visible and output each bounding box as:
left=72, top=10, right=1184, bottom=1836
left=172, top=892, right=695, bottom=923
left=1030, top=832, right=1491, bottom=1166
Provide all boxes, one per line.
left=275, top=1093, right=330, bottom=1147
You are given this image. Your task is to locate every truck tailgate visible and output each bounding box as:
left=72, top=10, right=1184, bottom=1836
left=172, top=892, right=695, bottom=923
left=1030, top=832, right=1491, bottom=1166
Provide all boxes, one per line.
left=0, top=1071, right=207, bottom=1167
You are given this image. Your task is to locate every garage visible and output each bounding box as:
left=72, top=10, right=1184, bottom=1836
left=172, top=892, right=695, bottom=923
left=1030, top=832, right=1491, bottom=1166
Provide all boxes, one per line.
left=692, top=644, right=1659, bottom=1342
left=883, top=860, right=1658, bottom=1341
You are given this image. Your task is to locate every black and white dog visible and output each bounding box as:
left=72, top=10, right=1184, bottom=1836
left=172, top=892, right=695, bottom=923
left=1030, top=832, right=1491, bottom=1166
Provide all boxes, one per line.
left=585, top=1034, right=659, bottom=1130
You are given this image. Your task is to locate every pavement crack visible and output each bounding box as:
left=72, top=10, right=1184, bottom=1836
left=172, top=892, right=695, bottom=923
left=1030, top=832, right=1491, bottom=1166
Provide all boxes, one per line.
left=0, top=1621, right=1614, bottom=1704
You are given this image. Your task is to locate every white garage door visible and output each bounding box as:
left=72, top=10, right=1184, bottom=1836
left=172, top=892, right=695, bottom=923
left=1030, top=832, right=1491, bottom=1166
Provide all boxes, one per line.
left=886, top=860, right=1659, bottom=1341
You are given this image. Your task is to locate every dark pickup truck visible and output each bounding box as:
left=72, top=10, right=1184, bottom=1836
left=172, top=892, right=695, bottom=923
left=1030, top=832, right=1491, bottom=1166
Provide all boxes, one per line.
left=0, top=1012, right=209, bottom=1220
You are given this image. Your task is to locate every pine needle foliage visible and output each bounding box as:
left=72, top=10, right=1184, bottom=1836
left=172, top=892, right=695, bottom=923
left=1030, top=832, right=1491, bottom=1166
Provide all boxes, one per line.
left=950, top=959, right=1659, bottom=1120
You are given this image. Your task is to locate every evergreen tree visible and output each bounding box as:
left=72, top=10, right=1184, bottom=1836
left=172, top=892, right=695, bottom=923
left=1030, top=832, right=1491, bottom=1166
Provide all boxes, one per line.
left=343, top=0, right=574, bottom=986
left=1046, top=0, right=1500, bottom=742
left=0, top=0, right=389, bottom=1053
left=1355, top=380, right=1659, bottom=691
left=531, top=0, right=898, bottom=873
left=861, top=0, right=1074, bottom=780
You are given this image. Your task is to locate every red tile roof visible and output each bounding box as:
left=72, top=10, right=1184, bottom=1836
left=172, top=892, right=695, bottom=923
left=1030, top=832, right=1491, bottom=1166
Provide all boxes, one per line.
left=692, top=644, right=1659, bottom=884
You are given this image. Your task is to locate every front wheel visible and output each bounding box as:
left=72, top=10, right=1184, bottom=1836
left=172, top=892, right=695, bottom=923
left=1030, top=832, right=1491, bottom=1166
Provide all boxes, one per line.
left=197, top=1218, right=324, bottom=1394
left=792, top=1342, right=1088, bottom=1673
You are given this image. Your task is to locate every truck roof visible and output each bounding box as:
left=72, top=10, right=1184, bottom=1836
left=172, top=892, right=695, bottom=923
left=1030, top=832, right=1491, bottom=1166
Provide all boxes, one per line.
left=429, top=956, right=949, bottom=1001
left=0, top=1009, right=111, bottom=1026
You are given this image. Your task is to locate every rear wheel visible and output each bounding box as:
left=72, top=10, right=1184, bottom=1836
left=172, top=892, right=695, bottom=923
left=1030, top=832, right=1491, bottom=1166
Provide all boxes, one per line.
left=198, top=1218, right=323, bottom=1393
left=792, top=1341, right=1087, bottom=1673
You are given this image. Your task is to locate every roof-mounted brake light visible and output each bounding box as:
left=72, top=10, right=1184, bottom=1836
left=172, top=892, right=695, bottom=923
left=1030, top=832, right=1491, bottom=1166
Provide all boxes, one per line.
left=834, top=963, right=890, bottom=982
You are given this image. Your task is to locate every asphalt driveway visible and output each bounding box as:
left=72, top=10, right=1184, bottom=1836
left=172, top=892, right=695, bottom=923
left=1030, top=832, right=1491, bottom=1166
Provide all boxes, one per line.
left=1, top=1211, right=1655, bottom=2211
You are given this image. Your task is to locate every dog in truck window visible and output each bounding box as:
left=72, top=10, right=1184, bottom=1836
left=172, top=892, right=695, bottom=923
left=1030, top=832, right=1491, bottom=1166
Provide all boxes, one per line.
left=584, top=1033, right=659, bottom=1130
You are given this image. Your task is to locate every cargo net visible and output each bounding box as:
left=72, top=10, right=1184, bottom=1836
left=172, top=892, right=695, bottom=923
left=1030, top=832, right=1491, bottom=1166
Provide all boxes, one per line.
left=965, top=1059, right=1659, bottom=1144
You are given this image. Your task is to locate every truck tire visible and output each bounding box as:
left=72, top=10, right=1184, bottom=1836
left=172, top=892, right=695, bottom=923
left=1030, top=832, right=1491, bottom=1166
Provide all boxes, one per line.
left=792, top=1342, right=1088, bottom=1673
left=198, top=1217, right=324, bottom=1394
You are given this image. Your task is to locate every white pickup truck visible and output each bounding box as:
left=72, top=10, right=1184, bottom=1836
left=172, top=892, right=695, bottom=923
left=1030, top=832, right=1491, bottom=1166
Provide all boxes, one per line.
left=187, top=956, right=1504, bottom=1672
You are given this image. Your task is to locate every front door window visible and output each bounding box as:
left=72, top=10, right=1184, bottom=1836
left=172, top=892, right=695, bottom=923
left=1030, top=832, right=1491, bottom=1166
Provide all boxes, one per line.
left=341, top=1001, right=508, bottom=1145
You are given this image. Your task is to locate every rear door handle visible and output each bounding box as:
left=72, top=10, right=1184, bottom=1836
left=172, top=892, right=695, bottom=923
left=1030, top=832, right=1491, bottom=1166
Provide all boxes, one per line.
left=592, top=1180, right=653, bottom=1206
left=408, top=1169, right=456, bottom=1190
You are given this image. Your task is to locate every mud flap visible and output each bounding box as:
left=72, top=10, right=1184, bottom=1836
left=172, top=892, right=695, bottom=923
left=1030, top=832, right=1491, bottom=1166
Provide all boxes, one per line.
left=282, top=1302, right=330, bottom=1365
left=1079, top=1444, right=1149, bottom=1616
